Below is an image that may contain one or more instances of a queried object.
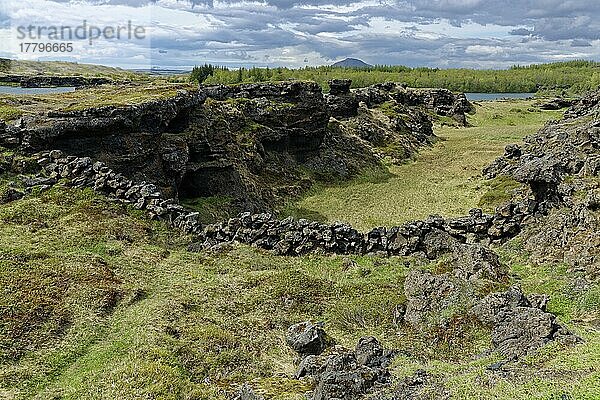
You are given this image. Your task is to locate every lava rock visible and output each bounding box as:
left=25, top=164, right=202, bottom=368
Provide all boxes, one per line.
left=286, top=321, right=327, bottom=358
left=0, top=187, right=24, bottom=204
left=233, top=384, right=265, bottom=400
left=472, top=286, right=581, bottom=359
left=328, top=79, right=352, bottom=95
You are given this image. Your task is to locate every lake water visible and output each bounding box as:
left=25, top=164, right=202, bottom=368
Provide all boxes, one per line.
left=466, top=93, right=536, bottom=101
left=0, top=86, right=76, bottom=95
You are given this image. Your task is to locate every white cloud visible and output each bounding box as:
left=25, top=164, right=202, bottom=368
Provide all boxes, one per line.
left=465, top=45, right=505, bottom=55
left=0, top=0, right=598, bottom=69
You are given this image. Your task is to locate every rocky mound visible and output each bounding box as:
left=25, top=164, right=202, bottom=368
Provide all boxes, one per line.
left=1, top=80, right=472, bottom=214
left=286, top=322, right=395, bottom=400
left=484, top=88, right=600, bottom=276
left=349, top=81, right=473, bottom=125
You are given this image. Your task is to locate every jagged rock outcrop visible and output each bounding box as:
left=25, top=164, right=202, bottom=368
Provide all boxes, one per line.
left=401, top=243, right=505, bottom=331
left=537, top=98, right=575, bottom=110
left=286, top=321, right=328, bottom=358
left=351, top=82, right=473, bottom=126
left=3, top=80, right=472, bottom=213
left=403, top=269, right=473, bottom=330
left=328, top=79, right=352, bottom=95
left=472, top=286, right=580, bottom=359
left=483, top=88, right=600, bottom=274
left=366, top=370, right=449, bottom=400
left=403, top=270, right=578, bottom=361
left=17, top=90, right=204, bottom=198
left=287, top=323, right=394, bottom=400
left=325, top=79, right=358, bottom=118
left=0, top=121, right=21, bottom=147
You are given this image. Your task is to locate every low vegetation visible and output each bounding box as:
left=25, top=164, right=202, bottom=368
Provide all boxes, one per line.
left=2, top=59, right=599, bottom=95
left=0, top=87, right=598, bottom=399
left=0, top=59, right=145, bottom=81
left=0, top=81, right=193, bottom=119
left=285, top=100, right=564, bottom=231
left=1, top=178, right=598, bottom=399
left=0, top=102, right=23, bottom=121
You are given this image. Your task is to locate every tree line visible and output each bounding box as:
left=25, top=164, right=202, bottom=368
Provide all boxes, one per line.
left=189, top=60, right=600, bottom=94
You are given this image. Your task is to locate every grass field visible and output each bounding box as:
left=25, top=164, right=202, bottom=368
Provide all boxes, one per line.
left=0, top=81, right=194, bottom=121
left=1, top=184, right=599, bottom=400
left=1, top=99, right=599, bottom=399
left=287, top=100, right=564, bottom=231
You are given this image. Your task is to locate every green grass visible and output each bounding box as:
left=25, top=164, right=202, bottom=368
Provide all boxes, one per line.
left=286, top=100, right=564, bottom=231
left=1, top=98, right=599, bottom=399
left=0, top=184, right=416, bottom=399
left=0, top=81, right=194, bottom=119
left=0, top=102, right=23, bottom=121
left=56, top=82, right=190, bottom=112
left=1, top=184, right=597, bottom=399
left=478, top=175, right=524, bottom=211
left=181, top=195, right=234, bottom=224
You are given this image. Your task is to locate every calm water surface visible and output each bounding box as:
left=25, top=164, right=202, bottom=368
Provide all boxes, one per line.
left=0, top=86, right=76, bottom=95
left=466, top=93, right=536, bottom=101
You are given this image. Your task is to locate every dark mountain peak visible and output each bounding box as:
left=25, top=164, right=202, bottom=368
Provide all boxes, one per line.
left=331, top=58, right=372, bottom=68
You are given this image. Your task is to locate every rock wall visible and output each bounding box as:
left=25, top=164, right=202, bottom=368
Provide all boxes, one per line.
left=9, top=149, right=521, bottom=260
left=2, top=80, right=472, bottom=212
left=191, top=207, right=523, bottom=257
left=30, top=150, right=205, bottom=234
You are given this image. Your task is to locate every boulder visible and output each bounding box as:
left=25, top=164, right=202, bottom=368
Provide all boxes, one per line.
left=355, top=336, right=395, bottom=368
left=538, top=98, right=574, bottom=110
left=233, top=384, right=265, bottom=400
left=472, top=286, right=580, bottom=359
left=0, top=187, right=24, bottom=204
left=403, top=269, right=469, bottom=330
left=328, top=79, right=352, bottom=95
left=312, top=351, right=390, bottom=400
left=366, top=369, right=449, bottom=400
left=286, top=323, right=394, bottom=400
left=285, top=321, right=327, bottom=358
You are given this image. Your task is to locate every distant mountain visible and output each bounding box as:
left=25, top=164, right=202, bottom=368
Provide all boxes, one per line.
left=331, top=58, right=372, bottom=68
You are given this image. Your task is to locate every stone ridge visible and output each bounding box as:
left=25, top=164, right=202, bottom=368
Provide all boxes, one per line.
left=191, top=207, right=523, bottom=257
left=18, top=149, right=524, bottom=259
left=483, top=87, right=600, bottom=273
left=325, top=79, right=473, bottom=125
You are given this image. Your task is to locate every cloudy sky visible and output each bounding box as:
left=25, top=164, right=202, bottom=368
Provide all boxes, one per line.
left=0, top=0, right=599, bottom=70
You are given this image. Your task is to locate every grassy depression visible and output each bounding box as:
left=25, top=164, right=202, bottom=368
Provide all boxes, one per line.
left=1, top=98, right=598, bottom=399
left=0, top=177, right=598, bottom=400
left=287, top=100, right=564, bottom=231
